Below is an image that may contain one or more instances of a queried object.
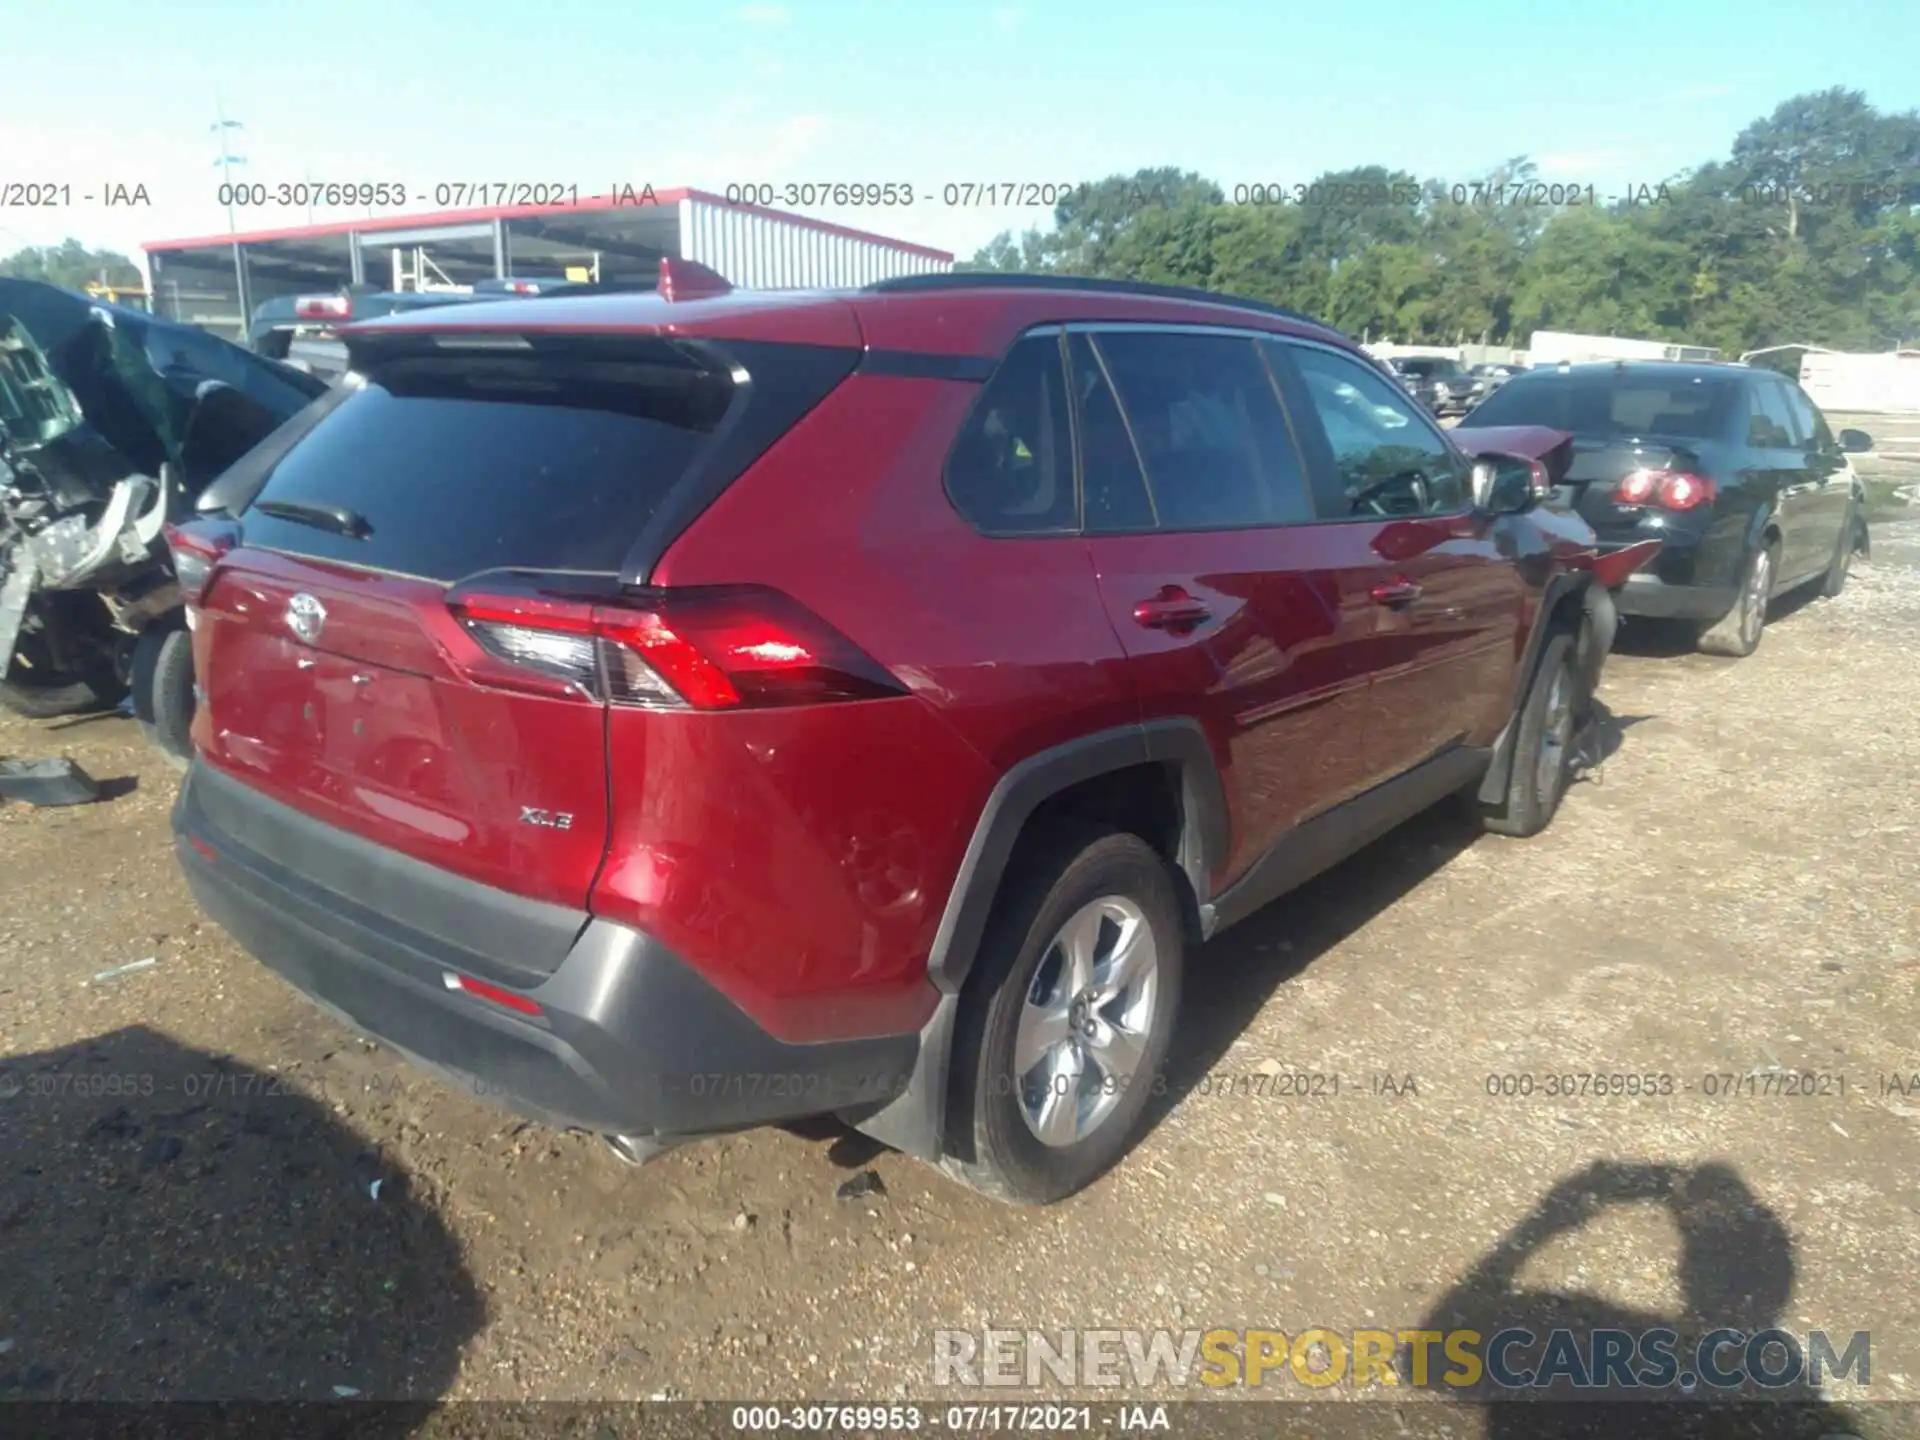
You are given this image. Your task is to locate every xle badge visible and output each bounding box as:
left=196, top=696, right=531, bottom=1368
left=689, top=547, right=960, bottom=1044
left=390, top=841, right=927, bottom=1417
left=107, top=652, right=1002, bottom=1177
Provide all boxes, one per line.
left=519, top=807, right=574, bottom=831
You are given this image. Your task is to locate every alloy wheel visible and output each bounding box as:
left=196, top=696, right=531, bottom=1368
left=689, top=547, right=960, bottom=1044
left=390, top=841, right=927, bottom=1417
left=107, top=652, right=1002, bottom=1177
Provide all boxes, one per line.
left=1012, top=896, right=1161, bottom=1148
left=1741, top=548, right=1773, bottom=650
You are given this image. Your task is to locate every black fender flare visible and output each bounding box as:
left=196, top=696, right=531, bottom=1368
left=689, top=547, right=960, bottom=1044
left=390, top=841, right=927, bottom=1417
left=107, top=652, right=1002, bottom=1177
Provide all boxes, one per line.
left=1477, top=572, right=1599, bottom=805
left=848, top=718, right=1228, bottom=1162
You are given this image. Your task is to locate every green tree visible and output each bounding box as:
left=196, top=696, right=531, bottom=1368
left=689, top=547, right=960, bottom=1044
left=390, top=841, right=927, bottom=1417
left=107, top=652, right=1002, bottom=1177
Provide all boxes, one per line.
left=0, top=238, right=142, bottom=291
left=961, top=90, right=1920, bottom=351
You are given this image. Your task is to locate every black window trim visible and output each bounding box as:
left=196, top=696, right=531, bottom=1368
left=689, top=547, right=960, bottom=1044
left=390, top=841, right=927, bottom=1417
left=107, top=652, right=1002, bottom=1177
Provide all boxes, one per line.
left=1060, top=321, right=1322, bottom=538
left=1262, top=334, right=1475, bottom=524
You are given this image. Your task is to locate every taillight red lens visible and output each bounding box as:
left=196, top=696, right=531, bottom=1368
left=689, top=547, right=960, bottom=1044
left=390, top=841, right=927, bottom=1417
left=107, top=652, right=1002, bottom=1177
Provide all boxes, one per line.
left=164, top=520, right=238, bottom=607
left=1614, top=469, right=1716, bottom=511
left=445, top=586, right=903, bottom=710
left=294, top=295, right=351, bottom=320
left=1615, top=471, right=1657, bottom=505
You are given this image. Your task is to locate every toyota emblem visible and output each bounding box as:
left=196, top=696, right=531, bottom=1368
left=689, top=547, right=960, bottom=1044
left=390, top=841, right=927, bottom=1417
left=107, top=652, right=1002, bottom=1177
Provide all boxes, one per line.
left=285, top=592, right=327, bottom=645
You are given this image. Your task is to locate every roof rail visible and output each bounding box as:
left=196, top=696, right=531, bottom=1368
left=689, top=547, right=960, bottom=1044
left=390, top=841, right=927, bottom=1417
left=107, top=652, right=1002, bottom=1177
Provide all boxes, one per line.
left=862, top=271, right=1340, bottom=334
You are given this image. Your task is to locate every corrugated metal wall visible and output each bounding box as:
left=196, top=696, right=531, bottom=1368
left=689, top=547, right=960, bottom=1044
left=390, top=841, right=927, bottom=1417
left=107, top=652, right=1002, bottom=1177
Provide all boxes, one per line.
left=677, top=198, right=951, bottom=288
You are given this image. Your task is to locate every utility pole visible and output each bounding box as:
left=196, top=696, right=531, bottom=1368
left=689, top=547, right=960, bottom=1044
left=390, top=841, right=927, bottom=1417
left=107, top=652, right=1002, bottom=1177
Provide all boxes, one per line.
left=211, top=107, right=251, bottom=338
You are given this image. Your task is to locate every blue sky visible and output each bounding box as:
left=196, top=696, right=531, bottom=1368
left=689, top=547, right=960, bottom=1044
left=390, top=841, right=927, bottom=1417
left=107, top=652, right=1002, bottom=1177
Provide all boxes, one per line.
left=2, top=0, right=1916, bottom=276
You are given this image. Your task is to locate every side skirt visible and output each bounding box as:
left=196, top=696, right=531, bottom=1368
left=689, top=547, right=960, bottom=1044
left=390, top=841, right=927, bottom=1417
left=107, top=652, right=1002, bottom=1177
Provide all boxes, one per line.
left=1204, top=745, right=1490, bottom=937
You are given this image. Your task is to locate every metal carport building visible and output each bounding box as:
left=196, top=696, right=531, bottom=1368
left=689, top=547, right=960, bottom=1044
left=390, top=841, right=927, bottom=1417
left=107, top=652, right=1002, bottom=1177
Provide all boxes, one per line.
left=142, top=188, right=955, bottom=339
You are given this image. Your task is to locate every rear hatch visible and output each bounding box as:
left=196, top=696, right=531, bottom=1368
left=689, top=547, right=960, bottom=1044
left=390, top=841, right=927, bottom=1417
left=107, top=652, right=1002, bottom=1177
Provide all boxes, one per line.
left=1461, top=367, right=1739, bottom=538
left=185, top=317, right=860, bottom=915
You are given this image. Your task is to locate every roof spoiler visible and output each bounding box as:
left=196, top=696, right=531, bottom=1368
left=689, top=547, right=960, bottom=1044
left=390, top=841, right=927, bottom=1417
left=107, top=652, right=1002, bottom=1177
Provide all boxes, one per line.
left=658, top=258, right=733, bottom=302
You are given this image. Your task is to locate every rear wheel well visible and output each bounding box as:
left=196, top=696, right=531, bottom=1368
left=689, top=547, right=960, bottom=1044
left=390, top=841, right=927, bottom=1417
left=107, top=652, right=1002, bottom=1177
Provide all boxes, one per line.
left=940, top=761, right=1194, bottom=1161
left=1541, top=584, right=1594, bottom=701
left=1001, top=762, right=1194, bottom=926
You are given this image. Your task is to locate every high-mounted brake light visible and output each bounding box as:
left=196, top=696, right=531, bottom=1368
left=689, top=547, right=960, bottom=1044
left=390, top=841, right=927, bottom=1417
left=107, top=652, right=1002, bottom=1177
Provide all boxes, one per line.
left=1614, top=469, right=1717, bottom=511
left=164, top=520, right=239, bottom=623
left=656, top=257, right=733, bottom=302
left=294, top=294, right=351, bottom=321
left=444, top=586, right=903, bottom=710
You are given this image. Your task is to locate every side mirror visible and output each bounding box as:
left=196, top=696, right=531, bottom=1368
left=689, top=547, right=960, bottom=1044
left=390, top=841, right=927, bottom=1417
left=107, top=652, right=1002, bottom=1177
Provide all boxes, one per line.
left=1471, top=453, right=1549, bottom=514
left=1838, top=428, right=1873, bottom=454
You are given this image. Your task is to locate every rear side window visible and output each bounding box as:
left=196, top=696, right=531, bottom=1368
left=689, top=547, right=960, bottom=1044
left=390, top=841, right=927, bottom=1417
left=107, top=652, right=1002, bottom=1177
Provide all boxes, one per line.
left=243, top=340, right=745, bottom=581
left=1745, top=381, right=1799, bottom=449
left=1776, top=380, right=1831, bottom=450
left=1467, top=370, right=1739, bottom=441
left=945, top=333, right=1076, bottom=536
left=1093, top=331, right=1314, bottom=531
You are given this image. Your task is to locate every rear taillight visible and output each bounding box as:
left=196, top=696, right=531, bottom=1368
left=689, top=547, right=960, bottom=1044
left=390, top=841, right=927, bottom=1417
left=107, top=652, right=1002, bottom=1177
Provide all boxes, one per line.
left=164, top=520, right=239, bottom=624
left=444, top=585, right=905, bottom=710
left=294, top=295, right=351, bottom=321
left=498, top=280, right=539, bottom=295
left=1614, top=469, right=1717, bottom=511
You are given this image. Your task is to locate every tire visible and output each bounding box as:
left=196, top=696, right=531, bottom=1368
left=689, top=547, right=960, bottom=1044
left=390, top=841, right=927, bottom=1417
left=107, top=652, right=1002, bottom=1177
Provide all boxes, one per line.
left=0, top=661, right=125, bottom=718
left=941, top=828, right=1185, bottom=1205
left=0, top=671, right=102, bottom=719
left=130, top=622, right=196, bottom=771
left=1696, top=540, right=1776, bottom=658
left=0, top=596, right=129, bottom=717
left=1820, top=506, right=1856, bottom=598
left=1479, top=630, right=1578, bottom=839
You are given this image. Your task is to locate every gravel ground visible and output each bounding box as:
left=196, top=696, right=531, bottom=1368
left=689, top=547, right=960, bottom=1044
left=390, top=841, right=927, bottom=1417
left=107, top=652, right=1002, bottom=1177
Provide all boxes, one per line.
left=2, top=525, right=1917, bottom=1436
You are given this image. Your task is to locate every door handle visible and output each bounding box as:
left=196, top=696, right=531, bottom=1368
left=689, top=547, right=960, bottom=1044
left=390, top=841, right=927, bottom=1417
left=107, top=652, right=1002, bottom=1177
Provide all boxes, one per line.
left=1132, top=587, right=1212, bottom=630
left=1370, top=579, right=1423, bottom=607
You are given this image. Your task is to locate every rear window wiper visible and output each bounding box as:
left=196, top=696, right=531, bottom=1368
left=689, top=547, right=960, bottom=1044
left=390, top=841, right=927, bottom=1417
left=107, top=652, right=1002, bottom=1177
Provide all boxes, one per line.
left=252, top=499, right=374, bottom=539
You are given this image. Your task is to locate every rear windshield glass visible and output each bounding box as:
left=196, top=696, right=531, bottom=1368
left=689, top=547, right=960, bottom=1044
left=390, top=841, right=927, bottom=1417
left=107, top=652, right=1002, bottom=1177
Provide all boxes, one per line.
left=242, top=344, right=736, bottom=580
left=1468, top=370, right=1738, bottom=440
left=1397, top=358, right=1458, bottom=377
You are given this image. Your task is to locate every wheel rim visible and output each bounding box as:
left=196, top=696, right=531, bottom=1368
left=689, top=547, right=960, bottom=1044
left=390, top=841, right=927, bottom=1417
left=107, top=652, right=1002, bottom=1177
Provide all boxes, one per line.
left=1013, top=895, right=1161, bottom=1148
left=1535, top=662, right=1574, bottom=801
left=1741, top=549, right=1772, bottom=648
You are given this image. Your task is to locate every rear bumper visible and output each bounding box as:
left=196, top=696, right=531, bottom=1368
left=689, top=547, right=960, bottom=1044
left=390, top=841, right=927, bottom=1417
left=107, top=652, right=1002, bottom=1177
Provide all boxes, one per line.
left=1614, top=572, right=1736, bottom=621
left=172, top=763, right=918, bottom=1141
left=1599, top=530, right=1739, bottom=622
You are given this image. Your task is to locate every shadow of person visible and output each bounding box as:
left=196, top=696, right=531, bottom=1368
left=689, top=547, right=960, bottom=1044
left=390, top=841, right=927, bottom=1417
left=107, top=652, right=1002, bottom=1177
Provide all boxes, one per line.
left=1406, top=1160, right=1865, bottom=1438
left=0, top=1025, right=483, bottom=1428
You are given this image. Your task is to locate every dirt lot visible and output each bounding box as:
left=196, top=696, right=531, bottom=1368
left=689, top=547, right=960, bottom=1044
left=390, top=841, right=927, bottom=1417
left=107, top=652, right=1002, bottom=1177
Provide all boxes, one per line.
left=3, top=525, right=1918, bottom=1433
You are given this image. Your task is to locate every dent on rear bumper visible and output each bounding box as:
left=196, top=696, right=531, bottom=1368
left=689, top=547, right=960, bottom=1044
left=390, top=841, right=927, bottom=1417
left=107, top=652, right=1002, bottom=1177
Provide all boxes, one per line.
left=172, top=764, right=919, bottom=1139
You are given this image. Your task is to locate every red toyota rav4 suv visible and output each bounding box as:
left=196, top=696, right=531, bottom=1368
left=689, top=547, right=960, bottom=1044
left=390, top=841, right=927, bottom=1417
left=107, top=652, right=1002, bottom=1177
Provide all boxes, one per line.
left=169, top=268, right=1649, bottom=1204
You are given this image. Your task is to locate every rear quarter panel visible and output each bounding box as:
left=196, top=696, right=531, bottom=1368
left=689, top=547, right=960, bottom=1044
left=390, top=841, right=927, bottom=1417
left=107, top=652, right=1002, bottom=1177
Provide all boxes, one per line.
left=623, top=373, right=1137, bottom=1042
